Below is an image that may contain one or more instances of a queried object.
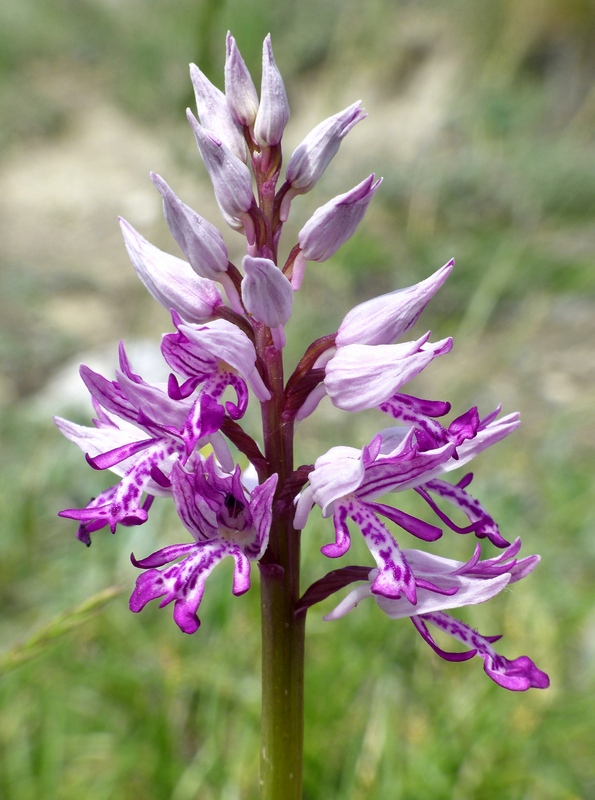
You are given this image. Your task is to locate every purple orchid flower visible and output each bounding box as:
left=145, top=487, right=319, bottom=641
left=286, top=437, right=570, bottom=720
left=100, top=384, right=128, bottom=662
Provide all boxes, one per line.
left=295, top=262, right=456, bottom=422
left=55, top=344, right=230, bottom=542
left=294, top=431, right=455, bottom=603
left=324, top=540, right=549, bottom=691
left=162, top=314, right=271, bottom=420
left=294, top=409, right=519, bottom=600
left=130, top=456, right=278, bottom=633
left=324, top=333, right=453, bottom=412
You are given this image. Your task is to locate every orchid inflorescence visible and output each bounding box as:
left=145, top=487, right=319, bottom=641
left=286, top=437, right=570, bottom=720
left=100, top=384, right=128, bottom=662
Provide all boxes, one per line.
left=56, top=33, right=548, bottom=693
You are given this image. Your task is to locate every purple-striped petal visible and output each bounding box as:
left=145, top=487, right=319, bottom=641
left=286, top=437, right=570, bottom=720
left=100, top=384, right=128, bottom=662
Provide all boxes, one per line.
left=412, top=612, right=549, bottom=690
left=244, top=473, right=278, bottom=559
left=346, top=498, right=417, bottom=602
left=421, top=477, right=510, bottom=547
left=178, top=320, right=271, bottom=401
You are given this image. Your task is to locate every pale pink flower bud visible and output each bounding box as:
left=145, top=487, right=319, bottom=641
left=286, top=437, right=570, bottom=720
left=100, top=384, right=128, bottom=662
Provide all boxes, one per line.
left=336, top=260, right=454, bottom=347
left=225, top=32, right=259, bottom=127
left=151, top=173, right=229, bottom=280
left=292, top=174, right=381, bottom=289
left=286, top=101, right=367, bottom=193
left=187, top=111, right=256, bottom=242
left=119, top=218, right=223, bottom=323
left=254, top=35, right=289, bottom=147
left=189, top=62, right=247, bottom=162
left=241, top=256, right=293, bottom=349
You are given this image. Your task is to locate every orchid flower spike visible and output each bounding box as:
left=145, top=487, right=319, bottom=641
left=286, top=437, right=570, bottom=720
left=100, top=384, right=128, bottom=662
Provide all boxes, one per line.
left=325, top=542, right=549, bottom=691
left=57, top=31, right=547, bottom=705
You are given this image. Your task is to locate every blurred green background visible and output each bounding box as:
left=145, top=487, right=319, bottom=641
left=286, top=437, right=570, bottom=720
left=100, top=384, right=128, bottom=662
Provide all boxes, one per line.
left=1, top=0, right=594, bottom=797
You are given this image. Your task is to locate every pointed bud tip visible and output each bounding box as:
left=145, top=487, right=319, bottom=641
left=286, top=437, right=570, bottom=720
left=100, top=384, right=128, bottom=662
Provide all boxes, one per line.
left=150, top=172, right=167, bottom=194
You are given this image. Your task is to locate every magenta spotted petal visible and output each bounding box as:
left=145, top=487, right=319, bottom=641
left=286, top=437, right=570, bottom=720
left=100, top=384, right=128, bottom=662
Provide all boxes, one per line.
left=130, top=459, right=278, bottom=632
left=55, top=342, right=235, bottom=539
left=130, top=539, right=252, bottom=634
left=411, top=613, right=549, bottom=691
left=170, top=318, right=271, bottom=403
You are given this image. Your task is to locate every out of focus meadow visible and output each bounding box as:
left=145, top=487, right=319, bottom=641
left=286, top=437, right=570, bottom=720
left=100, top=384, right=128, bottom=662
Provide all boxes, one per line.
left=1, top=1, right=594, bottom=797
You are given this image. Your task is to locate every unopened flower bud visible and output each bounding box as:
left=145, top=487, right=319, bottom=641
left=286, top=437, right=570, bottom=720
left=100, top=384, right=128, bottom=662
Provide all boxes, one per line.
left=119, top=218, right=223, bottom=323
left=189, top=63, right=248, bottom=162
left=151, top=173, right=229, bottom=281
left=290, top=174, right=382, bottom=289
left=336, top=260, right=454, bottom=347
left=254, top=34, right=289, bottom=146
left=187, top=111, right=255, bottom=234
left=299, top=174, right=381, bottom=262
left=241, top=256, right=293, bottom=349
left=286, top=101, right=367, bottom=194
left=225, top=32, right=259, bottom=127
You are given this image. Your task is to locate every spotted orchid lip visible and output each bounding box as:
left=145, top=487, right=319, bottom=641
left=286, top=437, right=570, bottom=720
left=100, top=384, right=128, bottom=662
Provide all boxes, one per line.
left=129, top=463, right=278, bottom=634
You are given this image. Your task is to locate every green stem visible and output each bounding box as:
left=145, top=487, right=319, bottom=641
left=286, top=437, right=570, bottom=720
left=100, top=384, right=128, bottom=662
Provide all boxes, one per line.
left=259, top=546, right=305, bottom=799
left=258, top=331, right=305, bottom=799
